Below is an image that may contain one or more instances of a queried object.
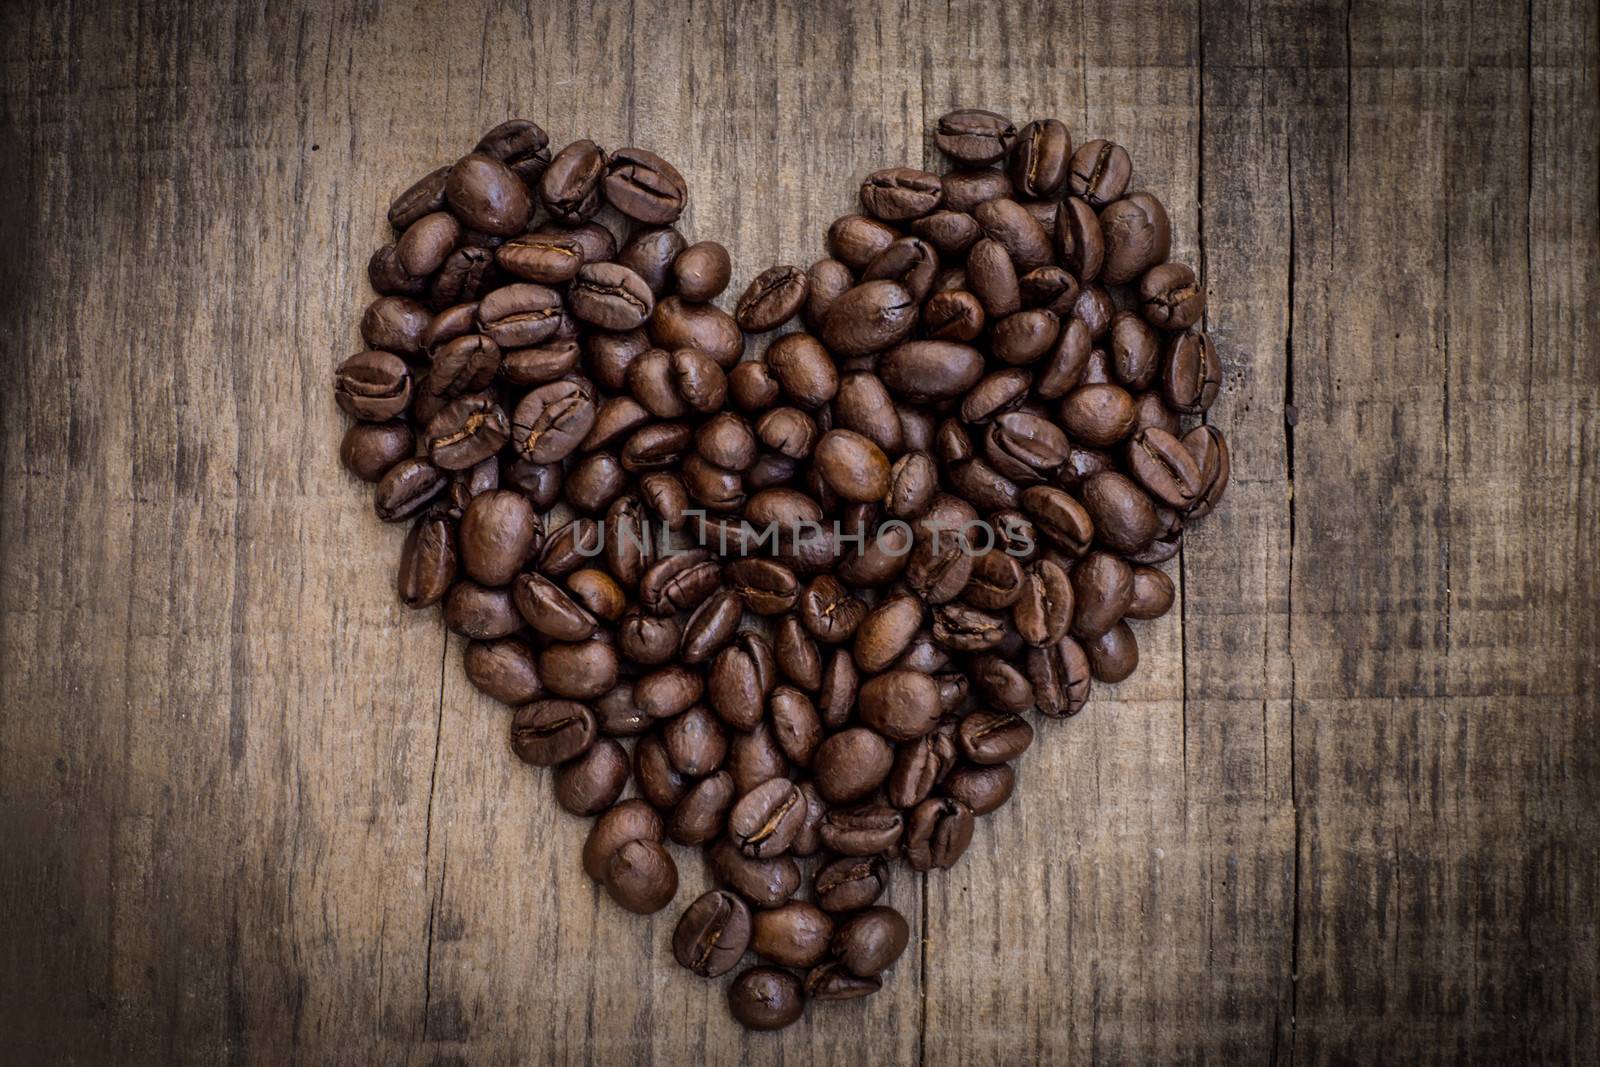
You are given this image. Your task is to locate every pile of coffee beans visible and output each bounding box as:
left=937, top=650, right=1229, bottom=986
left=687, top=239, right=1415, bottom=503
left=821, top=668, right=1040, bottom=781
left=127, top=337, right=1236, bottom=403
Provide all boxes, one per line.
left=337, top=108, right=1228, bottom=1031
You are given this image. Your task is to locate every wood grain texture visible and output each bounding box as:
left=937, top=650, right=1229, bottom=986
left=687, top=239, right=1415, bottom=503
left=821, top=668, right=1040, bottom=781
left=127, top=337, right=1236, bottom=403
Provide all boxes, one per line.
left=0, top=0, right=1593, bottom=1063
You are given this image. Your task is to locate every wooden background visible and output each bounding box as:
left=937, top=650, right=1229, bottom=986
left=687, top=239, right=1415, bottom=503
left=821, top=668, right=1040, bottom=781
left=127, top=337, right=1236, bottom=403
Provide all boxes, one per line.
left=2, top=0, right=1596, bottom=1062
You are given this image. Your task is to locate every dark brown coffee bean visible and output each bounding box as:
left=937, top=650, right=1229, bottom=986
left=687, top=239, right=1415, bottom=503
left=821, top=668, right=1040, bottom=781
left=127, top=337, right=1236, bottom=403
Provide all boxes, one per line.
left=473, top=118, right=550, bottom=183
left=766, top=332, right=840, bottom=408
left=1140, top=261, right=1206, bottom=330
left=957, top=710, right=1033, bottom=765
left=674, top=890, right=751, bottom=978
left=602, top=146, right=686, bottom=223
left=394, top=211, right=461, bottom=278
left=857, top=670, right=941, bottom=741
left=888, top=730, right=958, bottom=809
left=805, top=963, right=882, bottom=1002
left=421, top=394, right=506, bottom=471
left=454, top=489, right=535, bottom=587
left=966, top=238, right=1021, bottom=318
left=538, top=639, right=620, bottom=701
left=677, top=589, right=741, bottom=664
left=663, top=704, right=728, bottom=778
left=1131, top=383, right=1183, bottom=437
left=360, top=296, right=431, bottom=357
left=736, top=265, right=809, bottom=331
left=1082, top=470, right=1160, bottom=553
left=921, top=288, right=984, bottom=342
left=1086, top=621, right=1140, bottom=683
left=395, top=512, right=456, bottom=609
left=374, top=457, right=448, bottom=522
left=496, top=229, right=585, bottom=285
left=1181, top=424, right=1231, bottom=520
left=752, top=902, right=835, bottom=969
left=831, top=905, right=910, bottom=978
left=1067, top=139, right=1132, bottom=207
left=853, top=595, right=923, bottom=673
left=1126, top=427, right=1205, bottom=509
left=879, top=341, right=985, bottom=403
left=669, top=771, right=736, bottom=845
left=1100, top=191, right=1171, bottom=284
left=819, top=804, right=904, bottom=856
left=708, top=633, right=776, bottom=731
left=860, top=166, right=943, bottom=221
left=674, top=240, right=732, bottom=302
left=605, top=838, right=678, bottom=914
left=826, top=213, right=898, bottom=272
left=803, top=257, right=855, bottom=329
left=1127, top=565, right=1176, bottom=619
left=553, top=738, right=629, bottom=816
left=729, top=778, right=807, bottom=859
left=1162, top=329, right=1221, bottom=414
left=445, top=153, right=532, bottom=236
left=1009, top=117, right=1071, bottom=197
left=442, top=579, right=520, bottom=639
left=904, top=797, right=974, bottom=871
left=709, top=838, right=801, bottom=908
left=940, top=167, right=1014, bottom=213
left=813, top=857, right=886, bottom=915
left=1070, top=550, right=1135, bottom=639
left=944, top=763, right=1016, bottom=814
left=616, top=226, right=685, bottom=296
left=336, top=350, right=412, bottom=421
left=989, top=410, right=1069, bottom=477
left=934, top=108, right=1016, bottom=164
left=912, top=209, right=981, bottom=256
left=477, top=283, right=562, bottom=348
left=1028, top=633, right=1093, bottom=717
left=727, top=966, right=804, bottom=1031
left=464, top=636, right=542, bottom=705
left=1012, top=557, right=1074, bottom=647
left=510, top=699, right=598, bottom=767
left=863, top=236, right=939, bottom=302
left=906, top=494, right=979, bottom=604
left=1109, top=310, right=1161, bottom=391
left=341, top=420, right=414, bottom=483
left=388, top=165, right=450, bottom=230
left=821, top=280, right=918, bottom=357
left=571, top=262, right=655, bottom=331
left=1059, top=382, right=1136, bottom=448
left=635, top=732, right=692, bottom=808
left=634, top=665, right=705, bottom=720
left=540, top=139, right=606, bottom=224
left=975, top=197, right=1053, bottom=272
left=649, top=296, right=745, bottom=368
left=726, top=559, right=800, bottom=614
left=813, top=728, right=893, bottom=804
left=582, top=798, right=664, bottom=882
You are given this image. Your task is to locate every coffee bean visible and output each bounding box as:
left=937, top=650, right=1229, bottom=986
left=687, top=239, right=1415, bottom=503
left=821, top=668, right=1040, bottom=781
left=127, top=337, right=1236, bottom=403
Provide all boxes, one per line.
left=904, top=797, right=975, bottom=871
left=821, top=280, right=918, bottom=357
left=669, top=771, right=736, bottom=845
left=650, top=296, right=745, bottom=368
left=813, top=728, right=893, bottom=804
left=819, top=804, right=904, bottom=855
left=860, top=166, right=944, bottom=221
left=934, top=108, right=1017, bottom=164
left=752, top=902, right=835, bottom=968
left=1086, top=621, right=1140, bottom=683
left=538, top=639, right=620, bottom=701
left=709, top=838, right=801, bottom=908
left=463, top=636, right=542, bottom=705
left=827, top=213, right=899, bottom=271
left=957, top=710, right=1033, bottom=765
left=1067, top=138, right=1132, bottom=207
left=511, top=699, right=598, bottom=767
left=888, top=730, right=958, bottom=808
left=605, top=838, right=678, bottom=914
left=662, top=705, right=727, bottom=778
left=1009, top=118, right=1071, bottom=197
left=341, top=420, right=415, bottom=482
left=831, top=905, right=910, bottom=978
left=602, top=146, right=686, bottom=224
left=674, top=241, right=732, bottom=302
left=1070, top=551, right=1135, bottom=639
left=473, top=118, right=550, bottom=183
left=944, top=763, right=1017, bottom=814
left=674, top=890, right=751, bottom=978
left=540, top=139, right=606, bottom=224
left=727, top=967, right=805, bottom=1031
left=1140, top=261, right=1206, bottom=330
left=1082, top=469, right=1161, bottom=553
left=1127, top=565, right=1177, bottom=619
left=1028, top=634, right=1093, bottom=717
left=582, top=798, right=663, bottom=882
left=388, top=165, right=450, bottom=230
left=445, top=153, right=532, bottom=237
left=553, top=738, right=629, bottom=815
left=729, top=777, right=807, bottom=858
left=571, top=262, right=655, bottom=331
left=736, top=265, right=809, bottom=332
left=1099, top=192, right=1171, bottom=284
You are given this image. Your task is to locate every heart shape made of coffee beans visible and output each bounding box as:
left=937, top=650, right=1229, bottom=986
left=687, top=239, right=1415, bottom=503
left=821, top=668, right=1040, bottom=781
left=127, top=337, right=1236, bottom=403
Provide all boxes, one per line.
left=337, top=110, right=1230, bottom=1032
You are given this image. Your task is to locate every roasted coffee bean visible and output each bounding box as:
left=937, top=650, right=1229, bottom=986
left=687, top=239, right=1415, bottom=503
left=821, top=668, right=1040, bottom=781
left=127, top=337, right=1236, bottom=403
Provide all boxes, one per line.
left=1100, top=192, right=1171, bottom=284
left=766, top=332, right=840, bottom=409
left=618, top=226, right=686, bottom=295
left=819, top=804, right=904, bottom=856
left=904, top=797, right=974, bottom=871
left=1070, top=550, right=1135, bottom=639
left=681, top=589, right=743, bottom=663
left=394, top=211, right=461, bottom=279
left=1028, top=633, right=1093, bottom=717
left=931, top=603, right=1006, bottom=652
left=582, top=798, right=664, bottom=882
left=425, top=394, right=509, bottom=470
left=669, top=771, right=736, bottom=845
left=571, top=262, right=655, bottom=331
left=510, top=699, right=598, bottom=767
left=887, top=730, right=958, bottom=809
left=726, top=559, right=800, bottom=614
left=674, top=240, right=732, bottom=302
left=774, top=616, right=823, bottom=692
left=674, top=890, right=752, bottom=978
left=853, top=595, right=924, bottom=673
left=912, top=210, right=982, bottom=256
left=539, top=638, right=620, bottom=701
left=727, top=967, right=804, bottom=1031
left=1059, top=382, right=1136, bottom=448
left=464, top=636, right=542, bottom=705
left=944, top=763, right=1016, bottom=814
left=863, top=236, right=939, bottom=302
left=388, top=165, right=450, bottom=230
left=635, top=733, right=692, bottom=808
left=858, top=670, right=941, bottom=741
left=341, top=420, right=415, bottom=482
left=709, top=838, right=801, bottom=908
left=1182, top=424, right=1231, bottom=519
left=1073, top=282, right=1116, bottom=339
left=473, top=118, right=550, bottom=183
left=941, top=167, right=1014, bottom=214
left=729, top=777, right=807, bottom=858
left=989, top=410, right=1069, bottom=476
left=477, top=283, right=562, bottom=349
left=966, top=237, right=1021, bottom=318
left=708, top=633, right=777, bottom=731
left=361, top=296, right=431, bottom=357
left=663, top=704, right=728, bottom=778
left=860, top=166, right=944, bottom=221
left=814, top=856, right=888, bottom=915
left=934, top=108, right=1016, bottom=164
left=1086, top=621, right=1139, bottom=683
left=1009, top=117, right=1071, bottom=197
left=336, top=350, right=412, bottom=421
left=751, top=901, right=835, bottom=969
left=962, top=546, right=1025, bottom=610
left=1162, top=329, right=1221, bottom=414
left=443, top=579, right=522, bottom=639
left=1108, top=310, right=1161, bottom=391
left=1140, top=261, right=1206, bottom=330
left=456, top=489, right=537, bottom=587
left=833, top=372, right=904, bottom=456
left=374, top=456, right=449, bottom=522
left=1127, top=565, right=1177, bottom=619
left=553, top=738, right=629, bottom=815
left=923, top=289, right=985, bottom=342
left=906, top=494, right=979, bottom=604
left=397, top=512, right=457, bottom=609
left=796, top=574, right=867, bottom=643
left=445, top=153, right=532, bottom=237
left=813, top=728, right=893, bottom=804
left=821, top=280, right=918, bottom=357
left=605, top=838, right=678, bottom=914
left=602, top=146, right=686, bottom=223
left=634, top=665, right=705, bottom=720
left=1020, top=485, right=1094, bottom=556
left=587, top=327, right=652, bottom=392
left=832, top=906, right=910, bottom=978
left=957, top=710, right=1033, bottom=765
left=497, top=229, right=586, bottom=285
left=1082, top=469, right=1161, bottom=553
left=975, top=197, right=1053, bottom=272
left=1013, top=558, right=1074, bottom=646
left=990, top=308, right=1061, bottom=367
left=971, top=654, right=1036, bottom=714
left=1067, top=138, right=1132, bottom=207
left=540, top=139, right=606, bottom=224
left=826, top=213, right=899, bottom=272
left=736, top=265, right=809, bottom=331
left=879, top=341, right=985, bottom=403
left=650, top=296, right=745, bottom=368
left=1126, top=426, right=1205, bottom=509
left=803, top=257, right=855, bottom=329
